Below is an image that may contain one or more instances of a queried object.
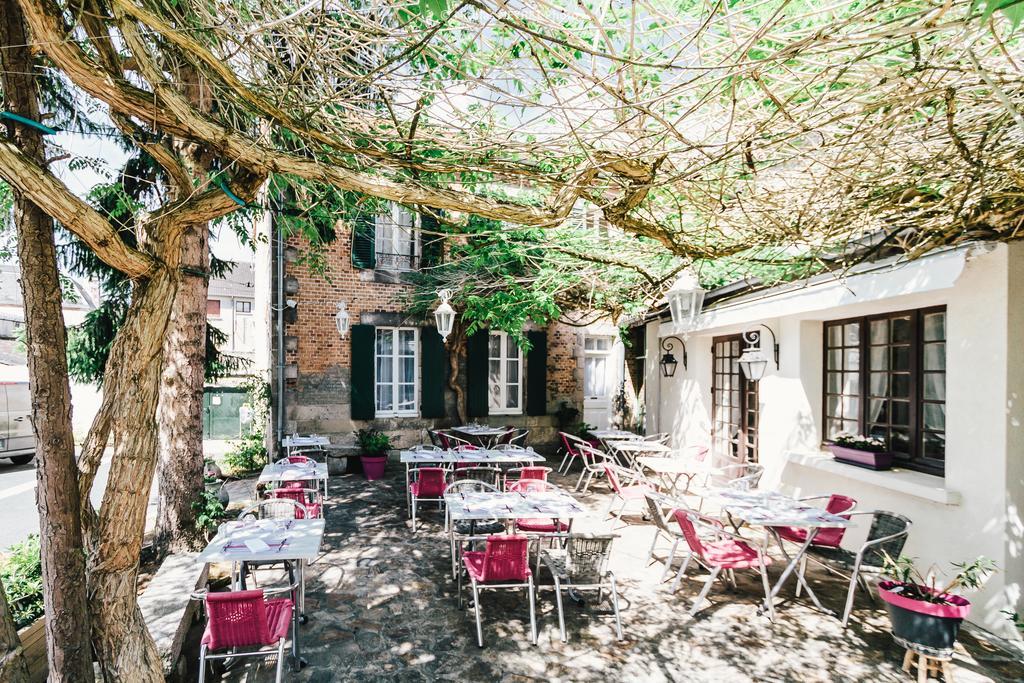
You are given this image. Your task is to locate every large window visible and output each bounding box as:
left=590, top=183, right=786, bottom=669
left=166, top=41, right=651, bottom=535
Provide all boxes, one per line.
left=583, top=336, right=613, bottom=400
left=824, top=307, right=946, bottom=474
left=375, top=327, right=418, bottom=416
left=488, top=331, right=523, bottom=414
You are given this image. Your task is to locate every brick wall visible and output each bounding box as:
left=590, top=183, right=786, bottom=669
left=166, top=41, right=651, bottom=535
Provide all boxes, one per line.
left=280, top=219, right=586, bottom=453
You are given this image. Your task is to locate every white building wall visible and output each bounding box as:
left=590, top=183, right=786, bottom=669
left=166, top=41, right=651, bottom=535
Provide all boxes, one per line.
left=652, top=244, right=1022, bottom=638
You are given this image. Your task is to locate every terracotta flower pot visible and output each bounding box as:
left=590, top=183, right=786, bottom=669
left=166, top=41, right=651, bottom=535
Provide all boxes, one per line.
left=878, top=581, right=971, bottom=654
left=829, top=445, right=893, bottom=471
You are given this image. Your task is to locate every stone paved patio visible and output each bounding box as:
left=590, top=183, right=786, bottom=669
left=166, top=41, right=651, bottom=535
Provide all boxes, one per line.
left=190, top=465, right=1024, bottom=682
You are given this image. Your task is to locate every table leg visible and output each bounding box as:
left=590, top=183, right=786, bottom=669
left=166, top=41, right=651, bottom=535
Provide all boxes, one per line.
left=762, top=528, right=831, bottom=615
left=291, top=559, right=307, bottom=671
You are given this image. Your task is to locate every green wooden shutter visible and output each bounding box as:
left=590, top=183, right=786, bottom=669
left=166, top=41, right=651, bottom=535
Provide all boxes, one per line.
left=350, top=324, right=375, bottom=420
left=420, top=212, right=443, bottom=268
left=466, top=330, right=489, bottom=418
left=526, top=330, right=548, bottom=416
left=420, top=328, right=446, bottom=418
left=351, top=213, right=376, bottom=269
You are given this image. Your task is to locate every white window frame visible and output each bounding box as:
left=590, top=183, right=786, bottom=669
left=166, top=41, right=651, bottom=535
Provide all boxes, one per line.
left=375, top=204, right=420, bottom=272
left=488, top=331, right=523, bottom=415
left=583, top=336, right=614, bottom=400
left=374, top=326, right=419, bottom=417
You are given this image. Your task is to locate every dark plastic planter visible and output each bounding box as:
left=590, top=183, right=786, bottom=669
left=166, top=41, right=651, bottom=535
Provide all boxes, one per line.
left=361, top=455, right=387, bottom=481
left=878, top=581, right=971, bottom=653
left=829, top=445, right=893, bottom=471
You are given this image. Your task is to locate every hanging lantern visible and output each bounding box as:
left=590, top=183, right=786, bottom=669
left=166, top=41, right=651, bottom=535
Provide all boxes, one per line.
left=433, top=289, right=456, bottom=343
left=659, top=336, right=687, bottom=377
left=666, top=270, right=706, bottom=330
left=335, top=300, right=350, bottom=339
left=737, top=326, right=779, bottom=382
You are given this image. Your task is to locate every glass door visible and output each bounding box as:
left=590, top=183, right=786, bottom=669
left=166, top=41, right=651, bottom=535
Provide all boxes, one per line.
left=712, top=335, right=758, bottom=462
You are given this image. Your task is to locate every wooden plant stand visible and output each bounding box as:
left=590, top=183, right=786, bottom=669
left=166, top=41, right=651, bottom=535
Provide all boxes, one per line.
left=902, top=647, right=955, bottom=682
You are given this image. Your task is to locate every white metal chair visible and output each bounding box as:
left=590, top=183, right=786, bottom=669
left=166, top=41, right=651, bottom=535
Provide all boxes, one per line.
left=541, top=533, right=623, bottom=642
left=557, top=432, right=590, bottom=474
left=574, top=443, right=612, bottom=493
left=644, top=492, right=692, bottom=582
left=458, top=534, right=538, bottom=647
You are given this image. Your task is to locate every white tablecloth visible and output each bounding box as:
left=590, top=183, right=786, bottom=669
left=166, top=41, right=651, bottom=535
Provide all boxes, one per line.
left=197, top=519, right=325, bottom=564
left=444, top=491, right=586, bottom=521
left=400, top=448, right=544, bottom=464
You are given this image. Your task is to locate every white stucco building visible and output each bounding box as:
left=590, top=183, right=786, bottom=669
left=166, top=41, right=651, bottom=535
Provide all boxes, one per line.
left=641, top=242, right=1023, bottom=639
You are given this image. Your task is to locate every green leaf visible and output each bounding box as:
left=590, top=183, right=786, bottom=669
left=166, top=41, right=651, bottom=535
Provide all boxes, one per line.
left=418, top=0, right=449, bottom=21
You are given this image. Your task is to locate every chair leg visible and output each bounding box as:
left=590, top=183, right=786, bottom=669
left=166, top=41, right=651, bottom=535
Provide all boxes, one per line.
left=198, top=644, right=208, bottom=683
left=528, top=576, right=538, bottom=645
left=457, top=563, right=464, bottom=609
left=795, top=555, right=807, bottom=597
left=609, top=573, right=624, bottom=641
left=603, top=494, right=618, bottom=518
left=553, top=576, right=566, bottom=642
left=690, top=567, right=722, bottom=616
left=575, top=468, right=587, bottom=491
left=616, top=499, right=628, bottom=526
left=411, top=499, right=418, bottom=533
left=275, top=638, right=286, bottom=683
left=670, top=553, right=693, bottom=593
left=759, top=562, right=776, bottom=622
left=842, top=564, right=863, bottom=628
left=661, top=538, right=679, bottom=582
left=647, top=529, right=660, bottom=566
left=582, top=470, right=595, bottom=493
left=472, top=582, right=484, bottom=647
left=558, top=452, right=570, bottom=474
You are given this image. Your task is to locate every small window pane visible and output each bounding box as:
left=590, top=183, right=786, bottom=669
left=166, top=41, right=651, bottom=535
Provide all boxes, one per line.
left=400, top=356, right=415, bottom=383
left=507, top=359, right=519, bottom=384
left=870, top=373, right=890, bottom=397
left=892, top=346, right=911, bottom=371
left=924, top=374, right=946, bottom=401
left=924, top=403, right=945, bottom=431
left=843, top=396, right=860, bottom=420
left=891, top=400, right=910, bottom=426
left=507, top=335, right=517, bottom=357
left=489, top=335, right=501, bottom=357
left=891, top=316, right=912, bottom=343
left=827, top=395, right=841, bottom=417
left=923, top=312, right=945, bottom=342
left=827, top=372, right=842, bottom=394
left=923, top=432, right=945, bottom=459
left=398, top=330, right=416, bottom=355
left=870, top=347, right=889, bottom=371
left=828, top=325, right=842, bottom=347
left=398, top=384, right=415, bottom=410
left=891, top=429, right=911, bottom=454
left=843, top=372, right=860, bottom=395
left=868, top=424, right=888, bottom=440
left=377, top=355, right=393, bottom=384
left=869, top=399, right=888, bottom=423
left=507, top=386, right=519, bottom=409
left=377, top=330, right=393, bottom=356
left=827, top=419, right=844, bottom=438
left=870, top=319, right=888, bottom=344
left=828, top=350, right=842, bottom=371
left=892, top=374, right=911, bottom=398
left=489, top=359, right=500, bottom=384
left=844, top=349, right=860, bottom=371
left=924, top=343, right=945, bottom=371
left=377, top=384, right=393, bottom=412
left=843, top=419, right=859, bottom=434
left=843, top=323, right=860, bottom=345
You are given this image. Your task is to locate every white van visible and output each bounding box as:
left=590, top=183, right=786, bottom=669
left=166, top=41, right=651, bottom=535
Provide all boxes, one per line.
left=0, top=380, right=35, bottom=465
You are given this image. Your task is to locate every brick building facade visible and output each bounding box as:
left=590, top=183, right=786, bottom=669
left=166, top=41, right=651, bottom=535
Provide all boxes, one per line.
left=275, top=209, right=601, bottom=453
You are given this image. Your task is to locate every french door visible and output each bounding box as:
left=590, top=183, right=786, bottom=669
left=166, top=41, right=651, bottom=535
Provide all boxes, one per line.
left=712, top=335, right=759, bottom=462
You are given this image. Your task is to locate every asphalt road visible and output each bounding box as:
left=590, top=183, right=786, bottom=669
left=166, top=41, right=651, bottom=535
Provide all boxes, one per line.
left=0, top=451, right=159, bottom=551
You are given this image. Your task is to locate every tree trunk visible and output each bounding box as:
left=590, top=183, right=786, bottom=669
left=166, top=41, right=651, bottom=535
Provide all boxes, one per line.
left=154, top=222, right=209, bottom=553
left=0, top=2, right=94, bottom=679
left=0, top=582, right=29, bottom=683
left=86, top=269, right=177, bottom=681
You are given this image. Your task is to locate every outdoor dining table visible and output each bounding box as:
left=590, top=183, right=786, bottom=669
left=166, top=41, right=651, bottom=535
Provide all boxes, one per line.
left=713, top=489, right=852, bottom=618
left=589, top=428, right=641, bottom=441
left=400, top=447, right=546, bottom=501
left=259, top=460, right=329, bottom=500
left=608, top=439, right=671, bottom=467
left=281, top=434, right=330, bottom=458
left=637, top=455, right=702, bottom=494
left=450, top=424, right=510, bottom=447
left=444, top=490, right=587, bottom=522
left=196, top=518, right=326, bottom=670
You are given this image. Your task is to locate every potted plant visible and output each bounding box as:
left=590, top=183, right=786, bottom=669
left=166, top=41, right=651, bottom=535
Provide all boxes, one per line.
left=828, top=433, right=893, bottom=470
left=355, top=428, right=393, bottom=481
left=878, top=554, right=995, bottom=654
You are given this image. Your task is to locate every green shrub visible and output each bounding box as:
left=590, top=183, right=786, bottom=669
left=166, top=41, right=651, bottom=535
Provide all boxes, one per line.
left=223, top=432, right=267, bottom=474
left=355, top=428, right=393, bottom=457
left=1, top=535, right=44, bottom=628
left=192, top=488, right=228, bottom=532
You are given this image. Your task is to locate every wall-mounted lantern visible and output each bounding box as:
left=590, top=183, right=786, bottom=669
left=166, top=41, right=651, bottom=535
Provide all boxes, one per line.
left=666, top=270, right=706, bottom=331
left=738, top=324, right=779, bottom=382
left=335, top=300, right=350, bottom=339
left=660, top=336, right=688, bottom=377
left=433, top=289, right=456, bottom=343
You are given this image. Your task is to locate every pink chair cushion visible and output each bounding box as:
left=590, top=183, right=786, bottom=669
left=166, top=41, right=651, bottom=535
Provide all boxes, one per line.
left=515, top=518, right=570, bottom=533
left=619, top=484, right=653, bottom=500
left=463, top=535, right=531, bottom=582
left=201, top=592, right=293, bottom=651
left=702, top=539, right=773, bottom=569
left=410, top=469, right=447, bottom=498
left=774, top=526, right=845, bottom=548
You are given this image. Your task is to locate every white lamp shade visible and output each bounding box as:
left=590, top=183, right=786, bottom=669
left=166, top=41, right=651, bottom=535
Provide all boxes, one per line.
left=666, top=271, right=706, bottom=330
left=434, top=293, right=456, bottom=342
left=738, top=348, right=769, bottom=381
left=335, top=301, right=350, bottom=338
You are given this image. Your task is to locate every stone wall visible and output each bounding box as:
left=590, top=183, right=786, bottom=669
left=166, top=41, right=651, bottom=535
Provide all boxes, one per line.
left=280, top=220, right=586, bottom=454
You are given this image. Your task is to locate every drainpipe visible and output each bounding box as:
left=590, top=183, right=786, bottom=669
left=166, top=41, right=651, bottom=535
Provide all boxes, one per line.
left=274, top=195, right=286, bottom=454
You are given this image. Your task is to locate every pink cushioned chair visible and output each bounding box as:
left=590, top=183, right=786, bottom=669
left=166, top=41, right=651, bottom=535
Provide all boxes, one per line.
left=409, top=467, right=448, bottom=532
left=459, top=535, right=537, bottom=647
left=269, top=487, right=323, bottom=519
left=671, top=509, right=776, bottom=619
left=198, top=589, right=293, bottom=683
left=772, top=494, right=856, bottom=548
left=602, top=463, right=657, bottom=526
left=557, top=432, right=588, bottom=474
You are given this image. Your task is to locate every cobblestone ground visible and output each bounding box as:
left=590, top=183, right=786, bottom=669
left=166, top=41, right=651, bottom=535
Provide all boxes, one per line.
left=197, top=465, right=1024, bottom=683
